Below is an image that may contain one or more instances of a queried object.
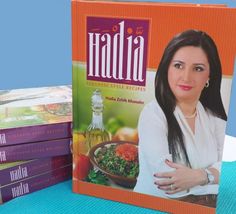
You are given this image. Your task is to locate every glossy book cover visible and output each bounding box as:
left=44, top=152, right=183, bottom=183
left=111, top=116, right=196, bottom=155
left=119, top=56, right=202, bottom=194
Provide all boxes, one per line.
left=0, top=85, right=72, bottom=146
left=0, top=155, right=72, bottom=187
left=72, top=1, right=236, bottom=213
left=0, top=164, right=72, bottom=204
left=0, top=138, right=71, bottom=163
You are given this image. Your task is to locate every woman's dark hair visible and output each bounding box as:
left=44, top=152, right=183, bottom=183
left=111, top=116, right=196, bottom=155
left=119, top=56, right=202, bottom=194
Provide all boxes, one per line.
left=155, top=29, right=227, bottom=166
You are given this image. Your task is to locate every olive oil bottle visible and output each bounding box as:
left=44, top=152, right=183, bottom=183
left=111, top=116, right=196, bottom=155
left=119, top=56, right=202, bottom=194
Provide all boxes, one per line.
left=85, top=89, right=110, bottom=149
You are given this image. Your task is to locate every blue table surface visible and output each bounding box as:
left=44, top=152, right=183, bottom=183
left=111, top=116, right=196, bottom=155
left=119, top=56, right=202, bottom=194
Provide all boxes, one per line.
left=0, top=161, right=235, bottom=214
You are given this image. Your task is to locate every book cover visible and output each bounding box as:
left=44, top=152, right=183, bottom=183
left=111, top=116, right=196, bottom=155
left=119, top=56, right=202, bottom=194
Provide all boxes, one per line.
left=0, top=85, right=72, bottom=147
left=0, top=138, right=71, bottom=163
left=72, top=1, right=236, bottom=213
left=0, top=164, right=72, bottom=204
left=0, top=155, right=72, bottom=186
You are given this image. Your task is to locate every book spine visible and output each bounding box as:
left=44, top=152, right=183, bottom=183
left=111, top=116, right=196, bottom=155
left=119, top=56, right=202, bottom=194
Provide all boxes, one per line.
left=0, top=122, right=72, bottom=147
left=0, top=138, right=71, bottom=163
left=0, top=155, right=72, bottom=186
left=0, top=164, right=72, bottom=204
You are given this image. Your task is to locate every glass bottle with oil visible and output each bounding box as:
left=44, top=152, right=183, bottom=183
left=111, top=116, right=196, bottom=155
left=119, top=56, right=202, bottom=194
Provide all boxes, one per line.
left=85, top=89, right=110, bottom=149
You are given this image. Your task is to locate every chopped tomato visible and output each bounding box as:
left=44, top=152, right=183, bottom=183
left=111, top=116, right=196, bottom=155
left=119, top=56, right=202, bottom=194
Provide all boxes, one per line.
left=46, top=104, right=59, bottom=110
left=73, top=154, right=92, bottom=180
left=115, top=143, right=138, bottom=161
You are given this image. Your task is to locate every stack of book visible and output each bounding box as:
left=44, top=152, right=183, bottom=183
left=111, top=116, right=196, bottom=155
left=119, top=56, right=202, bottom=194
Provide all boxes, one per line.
left=0, top=86, right=72, bottom=203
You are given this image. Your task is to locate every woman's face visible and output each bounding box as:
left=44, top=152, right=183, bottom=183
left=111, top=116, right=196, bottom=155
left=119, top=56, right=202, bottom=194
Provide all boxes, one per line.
left=167, top=46, right=210, bottom=103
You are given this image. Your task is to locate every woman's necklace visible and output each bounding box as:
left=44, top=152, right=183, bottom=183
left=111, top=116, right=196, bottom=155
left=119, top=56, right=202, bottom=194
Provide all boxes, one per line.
left=184, top=109, right=197, bottom=119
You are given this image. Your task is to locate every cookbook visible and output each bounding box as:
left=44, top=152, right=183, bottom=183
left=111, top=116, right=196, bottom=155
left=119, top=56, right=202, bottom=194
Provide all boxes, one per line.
left=72, top=1, right=236, bottom=213
left=0, top=85, right=72, bottom=147
left=0, top=155, right=72, bottom=186
left=0, top=138, right=71, bottom=163
left=0, top=164, right=72, bottom=204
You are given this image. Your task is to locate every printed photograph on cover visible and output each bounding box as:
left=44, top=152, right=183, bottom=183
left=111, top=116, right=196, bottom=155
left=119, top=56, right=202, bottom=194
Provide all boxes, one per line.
left=72, top=3, right=236, bottom=211
left=0, top=85, right=72, bottom=129
left=133, top=29, right=228, bottom=208
left=0, top=85, right=72, bottom=146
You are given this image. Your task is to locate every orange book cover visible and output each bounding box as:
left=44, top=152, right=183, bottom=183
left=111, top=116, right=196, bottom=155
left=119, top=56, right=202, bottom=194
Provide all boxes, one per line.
left=72, top=1, right=236, bottom=213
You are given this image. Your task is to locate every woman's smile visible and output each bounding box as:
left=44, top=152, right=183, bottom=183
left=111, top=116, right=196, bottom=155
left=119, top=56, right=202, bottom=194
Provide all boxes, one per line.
left=178, top=84, right=193, bottom=91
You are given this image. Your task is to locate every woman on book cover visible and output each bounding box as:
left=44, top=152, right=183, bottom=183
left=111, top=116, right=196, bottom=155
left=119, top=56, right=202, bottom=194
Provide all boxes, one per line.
left=133, top=30, right=226, bottom=207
